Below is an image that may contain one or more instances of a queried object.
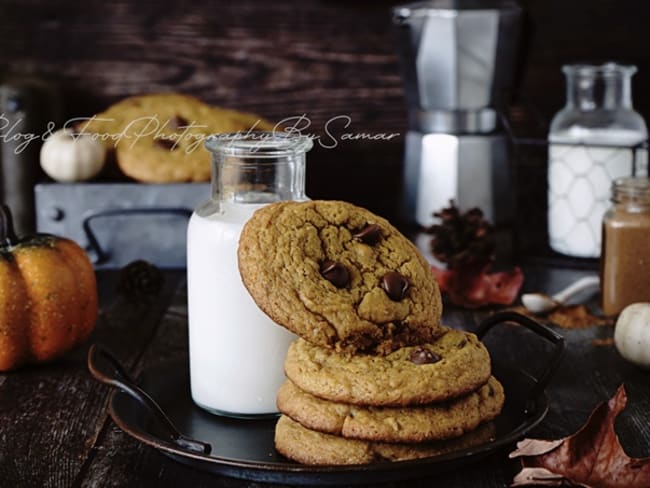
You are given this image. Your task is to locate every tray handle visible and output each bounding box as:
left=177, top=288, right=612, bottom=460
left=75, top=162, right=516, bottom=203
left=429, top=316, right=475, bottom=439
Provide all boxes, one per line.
left=87, top=344, right=211, bottom=454
left=82, top=207, right=192, bottom=265
left=476, top=311, right=565, bottom=414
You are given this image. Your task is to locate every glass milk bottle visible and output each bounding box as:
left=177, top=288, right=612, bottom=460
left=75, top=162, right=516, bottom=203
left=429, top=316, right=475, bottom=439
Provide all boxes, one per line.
left=187, top=132, right=312, bottom=417
left=548, top=63, right=648, bottom=258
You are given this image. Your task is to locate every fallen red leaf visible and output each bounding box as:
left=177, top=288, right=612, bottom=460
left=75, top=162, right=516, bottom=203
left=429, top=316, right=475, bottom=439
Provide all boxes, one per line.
left=510, top=385, right=650, bottom=488
left=431, top=266, right=523, bottom=308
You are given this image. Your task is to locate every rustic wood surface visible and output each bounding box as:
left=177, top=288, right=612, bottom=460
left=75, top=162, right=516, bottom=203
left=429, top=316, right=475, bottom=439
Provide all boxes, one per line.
left=0, top=265, right=648, bottom=487
left=1, top=3, right=650, bottom=479
left=0, top=270, right=184, bottom=487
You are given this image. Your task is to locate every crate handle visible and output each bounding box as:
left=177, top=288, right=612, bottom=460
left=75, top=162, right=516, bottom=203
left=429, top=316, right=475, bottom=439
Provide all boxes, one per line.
left=82, top=207, right=192, bottom=265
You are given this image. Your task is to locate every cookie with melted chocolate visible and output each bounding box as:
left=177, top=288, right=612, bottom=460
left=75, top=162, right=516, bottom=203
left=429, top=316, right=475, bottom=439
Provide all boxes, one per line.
left=237, top=200, right=444, bottom=354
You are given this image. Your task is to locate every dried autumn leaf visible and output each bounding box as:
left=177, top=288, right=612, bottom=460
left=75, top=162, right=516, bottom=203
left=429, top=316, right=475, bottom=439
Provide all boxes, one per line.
left=510, top=385, right=650, bottom=488
left=431, top=266, right=523, bottom=308
left=511, top=467, right=572, bottom=487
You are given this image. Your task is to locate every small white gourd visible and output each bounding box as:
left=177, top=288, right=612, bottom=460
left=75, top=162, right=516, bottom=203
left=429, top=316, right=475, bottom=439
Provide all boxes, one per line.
left=614, top=303, right=650, bottom=370
left=40, top=129, right=106, bottom=182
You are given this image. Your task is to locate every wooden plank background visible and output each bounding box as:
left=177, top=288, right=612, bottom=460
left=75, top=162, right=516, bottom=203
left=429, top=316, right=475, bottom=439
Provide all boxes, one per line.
left=0, top=0, right=648, bottom=256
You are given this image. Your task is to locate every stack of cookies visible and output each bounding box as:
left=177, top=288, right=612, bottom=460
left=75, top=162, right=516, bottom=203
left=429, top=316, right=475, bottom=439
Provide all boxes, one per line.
left=238, top=200, right=504, bottom=465
left=77, top=93, right=274, bottom=183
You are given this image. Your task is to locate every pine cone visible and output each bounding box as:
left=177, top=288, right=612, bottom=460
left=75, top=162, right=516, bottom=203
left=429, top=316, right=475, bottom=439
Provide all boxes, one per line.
left=117, top=260, right=164, bottom=299
left=426, top=201, right=495, bottom=271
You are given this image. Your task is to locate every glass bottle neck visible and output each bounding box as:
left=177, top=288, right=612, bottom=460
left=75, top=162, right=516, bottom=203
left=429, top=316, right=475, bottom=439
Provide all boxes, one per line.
left=612, top=177, right=650, bottom=212
left=205, top=132, right=312, bottom=205
left=564, top=65, right=634, bottom=111
left=211, top=156, right=307, bottom=204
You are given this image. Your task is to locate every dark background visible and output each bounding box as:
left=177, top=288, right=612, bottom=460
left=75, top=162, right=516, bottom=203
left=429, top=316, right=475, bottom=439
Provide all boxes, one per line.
left=1, top=0, right=648, bottom=259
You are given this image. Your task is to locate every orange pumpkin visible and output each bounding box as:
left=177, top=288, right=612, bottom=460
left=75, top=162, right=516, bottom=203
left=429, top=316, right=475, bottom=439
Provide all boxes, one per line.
left=0, top=204, right=98, bottom=371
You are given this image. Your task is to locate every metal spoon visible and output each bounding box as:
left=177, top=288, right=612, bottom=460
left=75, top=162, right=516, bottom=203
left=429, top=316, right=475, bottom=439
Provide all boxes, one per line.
left=521, top=275, right=600, bottom=314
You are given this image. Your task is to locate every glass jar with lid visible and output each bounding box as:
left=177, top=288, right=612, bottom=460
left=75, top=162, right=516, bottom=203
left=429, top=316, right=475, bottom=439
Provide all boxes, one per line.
left=601, top=177, right=650, bottom=316
left=548, top=63, right=648, bottom=258
left=187, top=131, right=312, bottom=418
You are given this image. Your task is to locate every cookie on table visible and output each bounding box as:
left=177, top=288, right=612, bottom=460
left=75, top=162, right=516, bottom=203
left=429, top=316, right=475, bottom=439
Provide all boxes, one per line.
left=237, top=200, right=444, bottom=355
left=276, top=376, right=504, bottom=444
left=76, top=93, right=274, bottom=182
left=283, top=326, right=491, bottom=406
left=274, top=415, right=497, bottom=465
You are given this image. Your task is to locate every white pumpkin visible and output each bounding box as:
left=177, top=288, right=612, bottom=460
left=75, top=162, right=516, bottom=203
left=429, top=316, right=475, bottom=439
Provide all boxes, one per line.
left=40, top=129, right=106, bottom=182
left=614, top=303, right=650, bottom=369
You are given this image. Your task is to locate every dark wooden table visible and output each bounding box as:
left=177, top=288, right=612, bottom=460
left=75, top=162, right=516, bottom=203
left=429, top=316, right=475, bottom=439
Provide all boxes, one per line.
left=1, top=265, right=649, bottom=488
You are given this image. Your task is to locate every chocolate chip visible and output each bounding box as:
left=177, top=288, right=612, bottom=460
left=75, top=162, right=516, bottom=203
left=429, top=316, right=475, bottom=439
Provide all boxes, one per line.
left=353, top=224, right=382, bottom=245
left=409, top=347, right=441, bottom=365
left=320, top=260, right=349, bottom=288
left=382, top=272, right=410, bottom=301
left=170, top=115, right=189, bottom=130
left=456, top=339, right=468, bottom=349
left=154, top=138, right=177, bottom=150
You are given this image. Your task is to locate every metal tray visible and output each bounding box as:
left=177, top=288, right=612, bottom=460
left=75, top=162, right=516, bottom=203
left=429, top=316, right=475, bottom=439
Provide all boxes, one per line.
left=98, top=312, right=564, bottom=485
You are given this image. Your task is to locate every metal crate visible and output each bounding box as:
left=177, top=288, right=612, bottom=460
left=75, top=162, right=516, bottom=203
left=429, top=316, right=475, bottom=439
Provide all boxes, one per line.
left=35, top=183, right=210, bottom=269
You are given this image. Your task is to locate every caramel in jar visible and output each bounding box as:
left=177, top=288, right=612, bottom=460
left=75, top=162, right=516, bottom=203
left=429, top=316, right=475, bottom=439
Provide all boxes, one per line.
left=601, top=177, right=650, bottom=316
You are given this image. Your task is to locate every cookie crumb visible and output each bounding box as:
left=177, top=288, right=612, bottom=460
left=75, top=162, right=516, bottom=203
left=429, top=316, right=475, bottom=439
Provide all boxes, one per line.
left=508, top=305, right=612, bottom=329
left=548, top=305, right=610, bottom=329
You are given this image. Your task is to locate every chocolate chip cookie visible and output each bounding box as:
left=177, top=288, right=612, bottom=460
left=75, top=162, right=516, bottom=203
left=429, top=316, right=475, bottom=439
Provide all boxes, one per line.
left=284, top=326, right=491, bottom=406
left=76, top=93, right=274, bottom=182
left=237, top=200, right=444, bottom=354
left=276, top=376, right=504, bottom=443
left=274, top=415, right=497, bottom=465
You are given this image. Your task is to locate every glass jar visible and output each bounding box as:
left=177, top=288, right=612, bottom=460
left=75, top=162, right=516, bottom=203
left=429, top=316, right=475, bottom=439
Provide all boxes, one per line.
left=187, top=131, right=312, bottom=417
left=548, top=63, right=648, bottom=258
left=601, top=177, right=650, bottom=316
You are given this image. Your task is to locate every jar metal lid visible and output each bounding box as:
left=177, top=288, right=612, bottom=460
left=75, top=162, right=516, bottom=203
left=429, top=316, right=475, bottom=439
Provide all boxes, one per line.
left=205, top=131, right=313, bottom=158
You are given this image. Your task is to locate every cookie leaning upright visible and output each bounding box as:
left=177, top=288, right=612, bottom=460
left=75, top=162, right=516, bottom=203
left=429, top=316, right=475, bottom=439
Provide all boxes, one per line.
left=237, top=200, right=444, bottom=354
